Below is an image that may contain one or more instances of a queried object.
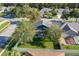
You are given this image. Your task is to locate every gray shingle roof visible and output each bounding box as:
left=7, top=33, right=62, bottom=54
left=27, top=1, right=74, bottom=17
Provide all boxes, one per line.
left=40, top=8, right=52, bottom=14
left=62, top=22, right=79, bottom=33
left=68, top=23, right=79, bottom=32
left=33, top=20, right=52, bottom=28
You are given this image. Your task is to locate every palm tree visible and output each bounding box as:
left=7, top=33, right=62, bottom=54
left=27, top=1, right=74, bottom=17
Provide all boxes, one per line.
left=11, top=6, right=22, bottom=17
left=22, top=4, right=31, bottom=17
left=28, top=8, right=40, bottom=22
left=70, top=9, right=79, bottom=22
left=16, top=20, right=37, bottom=43
left=45, top=24, right=63, bottom=49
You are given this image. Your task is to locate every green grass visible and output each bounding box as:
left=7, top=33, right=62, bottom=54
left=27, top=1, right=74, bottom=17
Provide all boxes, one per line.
left=0, top=22, right=10, bottom=32
left=65, top=52, right=79, bottom=55
left=18, top=39, right=54, bottom=49
left=0, top=12, right=6, bottom=17
left=62, top=45, right=79, bottom=50
left=52, top=15, right=58, bottom=19
left=18, top=43, right=42, bottom=48
left=43, top=42, right=54, bottom=49
left=18, top=42, right=54, bottom=49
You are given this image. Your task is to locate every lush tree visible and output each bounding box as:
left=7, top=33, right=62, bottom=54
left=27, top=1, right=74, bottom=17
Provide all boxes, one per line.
left=51, top=7, right=57, bottom=16
left=70, top=9, right=79, bottom=22
left=22, top=4, right=31, bottom=17
left=11, top=4, right=40, bottom=22
left=11, top=6, right=22, bottom=17
left=61, top=9, right=70, bottom=20
left=16, top=20, right=37, bottom=43
left=43, top=12, right=52, bottom=18
left=28, top=8, right=40, bottom=22
left=45, top=24, right=63, bottom=49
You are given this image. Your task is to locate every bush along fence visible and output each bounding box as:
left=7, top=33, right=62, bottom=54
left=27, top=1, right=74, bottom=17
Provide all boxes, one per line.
left=0, top=20, right=10, bottom=32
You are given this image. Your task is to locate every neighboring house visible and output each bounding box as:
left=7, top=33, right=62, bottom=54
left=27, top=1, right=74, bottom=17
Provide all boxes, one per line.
left=60, top=22, right=79, bottom=45
left=33, top=19, right=63, bottom=38
left=56, top=8, right=71, bottom=18
left=40, top=8, right=52, bottom=17
left=0, top=6, right=14, bottom=13
left=56, top=8, right=71, bottom=15
left=61, top=22, right=79, bottom=37
left=33, top=20, right=52, bottom=30
left=33, top=20, right=52, bottom=38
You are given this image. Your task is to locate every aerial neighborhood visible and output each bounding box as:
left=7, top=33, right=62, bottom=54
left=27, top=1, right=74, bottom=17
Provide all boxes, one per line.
left=0, top=3, right=79, bottom=56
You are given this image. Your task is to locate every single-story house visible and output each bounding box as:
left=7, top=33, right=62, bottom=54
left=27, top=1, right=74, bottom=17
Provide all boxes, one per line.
left=33, top=20, right=52, bottom=38
left=40, top=8, right=52, bottom=17
left=33, top=20, right=52, bottom=30
left=56, top=8, right=71, bottom=15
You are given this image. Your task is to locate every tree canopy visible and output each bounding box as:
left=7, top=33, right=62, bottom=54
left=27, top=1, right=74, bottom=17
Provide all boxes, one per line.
left=16, top=20, right=37, bottom=43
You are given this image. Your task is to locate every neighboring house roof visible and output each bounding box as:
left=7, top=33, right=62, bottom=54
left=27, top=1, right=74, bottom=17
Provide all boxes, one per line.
left=61, top=22, right=79, bottom=33
left=56, top=9, right=64, bottom=15
left=0, top=6, right=14, bottom=13
left=25, top=51, right=65, bottom=56
left=56, top=8, right=71, bottom=15
left=40, top=8, right=52, bottom=16
left=33, top=20, right=52, bottom=29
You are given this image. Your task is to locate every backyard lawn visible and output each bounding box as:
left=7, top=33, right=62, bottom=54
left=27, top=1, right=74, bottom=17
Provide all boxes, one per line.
left=18, top=42, right=54, bottom=49
left=18, top=38, right=54, bottom=49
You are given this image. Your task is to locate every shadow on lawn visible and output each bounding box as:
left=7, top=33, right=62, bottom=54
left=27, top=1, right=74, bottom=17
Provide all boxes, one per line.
left=30, top=38, right=46, bottom=48
left=53, top=42, right=61, bottom=49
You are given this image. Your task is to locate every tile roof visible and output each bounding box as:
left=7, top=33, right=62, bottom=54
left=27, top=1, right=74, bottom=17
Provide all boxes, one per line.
left=25, top=51, right=65, bottom=56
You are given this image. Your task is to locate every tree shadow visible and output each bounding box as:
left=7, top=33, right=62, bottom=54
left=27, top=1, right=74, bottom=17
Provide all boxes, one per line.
left=53, top=42, right=61, bottom=49
left=30, top=38, right=46, bottom=48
